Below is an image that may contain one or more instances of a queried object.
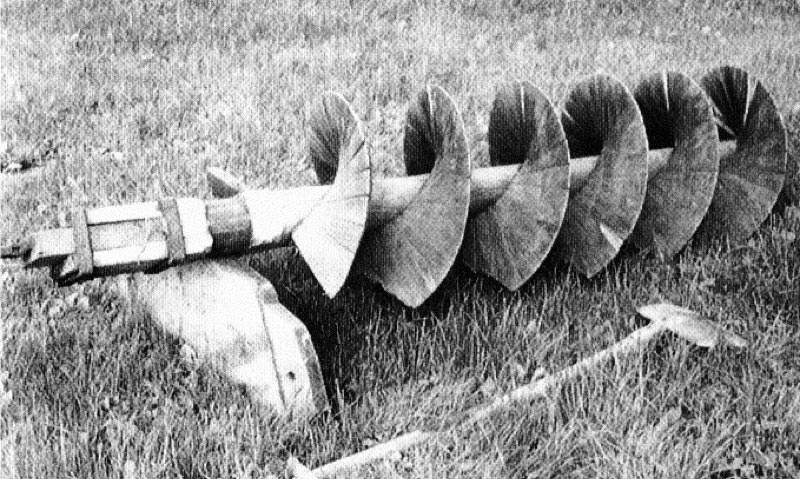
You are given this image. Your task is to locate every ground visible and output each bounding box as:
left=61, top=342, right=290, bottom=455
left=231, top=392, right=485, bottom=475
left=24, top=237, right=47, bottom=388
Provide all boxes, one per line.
left=1, top=1, right=799, bottom=478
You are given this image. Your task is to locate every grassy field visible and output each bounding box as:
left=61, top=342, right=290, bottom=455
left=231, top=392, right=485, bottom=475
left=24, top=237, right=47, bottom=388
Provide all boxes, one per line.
left=1, top=0, right=799, bottom=477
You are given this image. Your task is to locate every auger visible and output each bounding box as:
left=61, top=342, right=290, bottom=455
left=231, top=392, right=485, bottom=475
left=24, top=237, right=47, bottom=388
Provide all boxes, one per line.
left=0, top=65, right=788, bottom=415
left=3, top=66, right=787, bottom=308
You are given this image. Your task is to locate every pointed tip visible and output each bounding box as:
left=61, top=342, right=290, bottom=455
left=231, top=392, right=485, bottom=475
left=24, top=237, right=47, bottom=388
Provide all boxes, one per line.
left=206, top=167, right=246, bottom=198
left=637, top=302, right=697, bottom=323
left=286, top=457, right=316, bottom=479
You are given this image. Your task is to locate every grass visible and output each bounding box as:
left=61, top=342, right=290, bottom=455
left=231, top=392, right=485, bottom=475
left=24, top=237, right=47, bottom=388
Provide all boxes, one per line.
left=1, top=0, right=799, bottom=477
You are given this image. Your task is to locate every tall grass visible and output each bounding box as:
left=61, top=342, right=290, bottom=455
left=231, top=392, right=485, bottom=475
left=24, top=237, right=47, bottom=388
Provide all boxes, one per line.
left=1, top=0, right=799, bottom=477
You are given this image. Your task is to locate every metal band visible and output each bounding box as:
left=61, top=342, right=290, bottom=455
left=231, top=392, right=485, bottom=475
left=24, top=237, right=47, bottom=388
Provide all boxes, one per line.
left=71, top=207, right=94, bottom=278
left=205, top=196, right=252, bottom=253
left=158, top=197, right=186, bottom=265
left=175, top=198, right=213, bottom=257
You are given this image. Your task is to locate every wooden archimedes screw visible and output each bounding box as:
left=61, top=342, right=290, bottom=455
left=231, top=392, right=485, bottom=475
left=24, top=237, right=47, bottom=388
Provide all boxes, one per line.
left=2, top=66, right=787, bottom=307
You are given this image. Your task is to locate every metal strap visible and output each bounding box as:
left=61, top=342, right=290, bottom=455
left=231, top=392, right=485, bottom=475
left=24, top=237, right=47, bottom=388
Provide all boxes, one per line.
left=158, top=197, right=186, bottom=265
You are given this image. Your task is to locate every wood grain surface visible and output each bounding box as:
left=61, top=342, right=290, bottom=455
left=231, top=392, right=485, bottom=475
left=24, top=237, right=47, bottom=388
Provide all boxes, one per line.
left=297, top=93, right=371, bottom=297
left=553, top=74, right=649, bottom=277
left=462, top=81, right=570, bottom=289
left=695, top=66, right=788, bottom=241
left=357, top=86, right=471, bottom=307
left=630, top=71, right=719, bottom=256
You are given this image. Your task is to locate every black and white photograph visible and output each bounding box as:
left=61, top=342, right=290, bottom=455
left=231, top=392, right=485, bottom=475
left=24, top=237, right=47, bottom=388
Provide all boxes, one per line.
left=1, top=0, right=798, bottom=477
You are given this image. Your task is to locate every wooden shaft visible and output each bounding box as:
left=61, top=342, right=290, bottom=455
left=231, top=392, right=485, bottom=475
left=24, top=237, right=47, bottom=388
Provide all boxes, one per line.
left=377, top=139, right=735, bottom=224
left=21, top=142, right=736, bottom=274
left=464, top=321, right=667, bottom=425
left=374, top=145, right=681, bottom=227
left=304, top=431, right=434, bottom=478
